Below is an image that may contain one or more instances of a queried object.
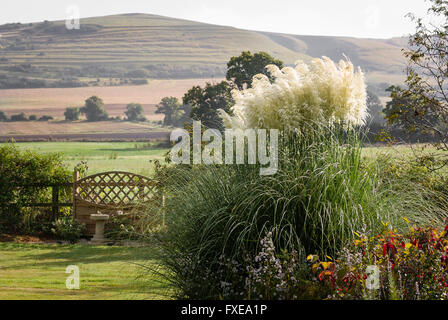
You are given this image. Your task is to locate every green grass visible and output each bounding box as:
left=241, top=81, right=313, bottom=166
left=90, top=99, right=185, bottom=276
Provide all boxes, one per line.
left=363, top=144, right=446, bottom=159
left=7, top=140, right=446, bottom=178
left=0, top=242, right=170, bottom=300
left=9, top=140, right=443, bottom=182
left=362, top=144, right=448, bottom=173
left=10, top=142, right=170, bottom=175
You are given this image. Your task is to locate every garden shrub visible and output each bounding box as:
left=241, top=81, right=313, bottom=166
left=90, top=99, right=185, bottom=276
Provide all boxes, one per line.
left=241, top=231, right=321, bottom=300
left=170, top=230, right=323, bottom=300
left=104, top=213, right=141, bottom=241
left=51, top=216, right=85, bottom=243
left=0, top=143, right=71, bottom=234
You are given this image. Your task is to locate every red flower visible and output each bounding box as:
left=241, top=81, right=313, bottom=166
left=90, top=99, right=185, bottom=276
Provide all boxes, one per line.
left=382, top=242, right=397, bottom=257
left=441, top=256, right=448, bottom=264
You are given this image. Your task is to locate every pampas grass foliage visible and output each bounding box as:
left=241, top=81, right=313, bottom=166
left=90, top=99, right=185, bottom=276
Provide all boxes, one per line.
left=144, top=124, right=448, bottom=299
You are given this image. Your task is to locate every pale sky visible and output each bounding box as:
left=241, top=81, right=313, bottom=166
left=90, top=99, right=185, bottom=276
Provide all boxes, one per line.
left=0, top=0, right=431, bottom=38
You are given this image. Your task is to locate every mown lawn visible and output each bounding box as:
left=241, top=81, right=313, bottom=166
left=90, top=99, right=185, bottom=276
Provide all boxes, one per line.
left=0, top=242, right=170, bottom=300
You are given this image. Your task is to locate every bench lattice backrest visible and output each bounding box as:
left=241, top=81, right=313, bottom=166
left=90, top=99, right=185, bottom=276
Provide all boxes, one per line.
left=74, top=171, right=156, bottom=209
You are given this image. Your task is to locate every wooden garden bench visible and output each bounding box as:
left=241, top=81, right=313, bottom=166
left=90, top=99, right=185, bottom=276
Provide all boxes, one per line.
left=73, top=171, right=157, bottom=236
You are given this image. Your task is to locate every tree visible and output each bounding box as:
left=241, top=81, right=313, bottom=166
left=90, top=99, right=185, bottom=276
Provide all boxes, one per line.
left=80, top=96, right=108, bottom=121
left=175, top=103, right=192, bottom=127
left=0, top=111, right=7, bottom=122
left=38, top=115, right=53, bottom=121
left=155, top=97, right=181, bottom=126
left=125, top=70, right=149, bottom=79
left=226, top=51, right=284, bottom=90
left=183, top=81, right=234, bottom=129
left=64, top=107, right=81, bottom=121
left=366, top=90, right=384, bottom=125
left=385, top=0, right=448, bottom=149
left=10, top=113, right=27, bottom=121
left=125, top=103, right=146, bottom=122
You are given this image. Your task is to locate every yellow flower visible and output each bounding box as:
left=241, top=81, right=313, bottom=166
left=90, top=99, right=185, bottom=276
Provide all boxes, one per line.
left=307, top=254, right=318, bottom=262
left=320, top=262, right=332, bottom=270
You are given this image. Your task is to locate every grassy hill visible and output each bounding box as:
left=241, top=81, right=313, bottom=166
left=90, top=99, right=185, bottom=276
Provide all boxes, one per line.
left=0, top=13, right=407, bottom=91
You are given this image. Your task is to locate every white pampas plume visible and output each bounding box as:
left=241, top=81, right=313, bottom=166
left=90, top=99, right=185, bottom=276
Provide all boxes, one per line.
left=219, top=56, right=367, bottom=130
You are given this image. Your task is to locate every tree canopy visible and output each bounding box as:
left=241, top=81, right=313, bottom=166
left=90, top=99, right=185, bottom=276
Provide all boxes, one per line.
left=64, top=107, right=81, bottom=121
left=226, top=51, right=284, bottom=90
left=366, top=91, right=384, bottom=125
left=183, top=81, right=234, bottom=129
left=81, top=96, right=108, bottom=121
left=385, top=0, right=448, bottom=149
left=0, top=111, right=7, bottom=122
left=155, top=97, right=181, bottom=127
left=125, top=103, right=146, bottom=122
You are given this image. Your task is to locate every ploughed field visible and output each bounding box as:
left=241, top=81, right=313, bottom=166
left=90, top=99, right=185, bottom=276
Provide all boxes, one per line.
left=0, top=121, right=171, bottom=142
left=0, top=78, right=213, bottom=141
left=0, top=79, right=213, bottom=119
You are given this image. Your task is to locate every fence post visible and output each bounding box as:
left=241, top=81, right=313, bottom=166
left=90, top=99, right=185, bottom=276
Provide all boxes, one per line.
left=73, top=170, right=79, bottom=219
left=162, top=192, right=166, bottom=226
left=52, top=185, right=59, bottom=220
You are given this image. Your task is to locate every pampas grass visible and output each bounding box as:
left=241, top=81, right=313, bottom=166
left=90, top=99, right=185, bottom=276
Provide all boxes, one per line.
left=219, top=56, right=367, bottom=130
left=143, top=124, right=448, bottom=299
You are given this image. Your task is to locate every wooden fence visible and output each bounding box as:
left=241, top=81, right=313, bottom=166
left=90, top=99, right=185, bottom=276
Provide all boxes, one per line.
left=1, top=171, right=160, bottom=230
left=1, top=182, right=73, bottom=219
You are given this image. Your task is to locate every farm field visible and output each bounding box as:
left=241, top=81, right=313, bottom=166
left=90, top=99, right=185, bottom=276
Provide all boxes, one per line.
left=0, top=242, right=169, bottom=300
left=8, top=141, right=170, bottom=175
left=6, top=140, right=445, bottom=176
left=0, top=120, right=170, bottom=137
left=0, top=78, right=215, bottom=119
left=0, top=13, right=407, bottom=89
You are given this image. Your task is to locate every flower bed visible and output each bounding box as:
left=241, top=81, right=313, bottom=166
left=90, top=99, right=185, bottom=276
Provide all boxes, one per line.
left=312, top=223, right=448, bottom=299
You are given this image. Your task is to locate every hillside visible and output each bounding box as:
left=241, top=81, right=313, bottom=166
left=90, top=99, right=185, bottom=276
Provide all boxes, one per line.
left=0, top=13, right=407, bottom=91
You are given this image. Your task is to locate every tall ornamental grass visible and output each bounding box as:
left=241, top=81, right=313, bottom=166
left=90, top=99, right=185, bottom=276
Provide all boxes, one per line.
left=143, top=57, right=448, bottom=299
left=147, top=124, right=447, bottom=299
